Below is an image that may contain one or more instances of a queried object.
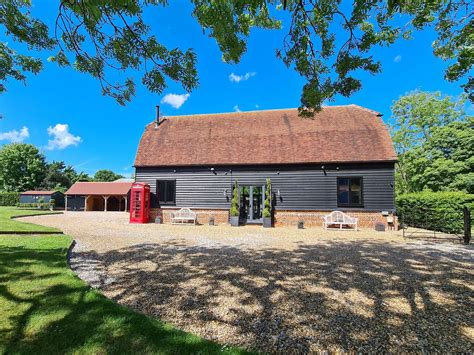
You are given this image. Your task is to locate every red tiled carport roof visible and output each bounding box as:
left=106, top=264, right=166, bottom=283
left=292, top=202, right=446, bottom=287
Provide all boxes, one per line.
left=134, top=105, right=397, bottom=167
left=65, top=182, right=132, bottom=196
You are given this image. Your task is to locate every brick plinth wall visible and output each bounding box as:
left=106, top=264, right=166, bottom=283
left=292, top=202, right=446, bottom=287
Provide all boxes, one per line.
left=149, top=208, right=396, bottom=229
left=150, top=208, right=229, bottom=225
left=274, top=210, right=397, bottom=229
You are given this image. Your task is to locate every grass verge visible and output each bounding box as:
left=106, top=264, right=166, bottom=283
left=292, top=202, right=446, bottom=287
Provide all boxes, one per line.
left=0, top=207, right=61, bottom=233
left=0, top=235, right=247, bottom=354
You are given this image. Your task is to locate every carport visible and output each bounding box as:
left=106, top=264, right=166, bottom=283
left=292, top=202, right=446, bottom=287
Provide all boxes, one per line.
left=65, top=182, right=132, bottom=212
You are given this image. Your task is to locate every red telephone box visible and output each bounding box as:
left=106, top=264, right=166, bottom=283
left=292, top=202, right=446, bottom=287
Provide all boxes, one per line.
left=130, top=183, right=150, bottom=223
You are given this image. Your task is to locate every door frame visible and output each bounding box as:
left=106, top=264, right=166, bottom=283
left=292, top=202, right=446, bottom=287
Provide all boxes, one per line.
left=239, top=184, right=265, bottom=224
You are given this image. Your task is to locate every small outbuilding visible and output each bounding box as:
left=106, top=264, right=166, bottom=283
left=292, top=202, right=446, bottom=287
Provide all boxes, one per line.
left=65, top=182, right=132, bottom=212
left=20, top=191, right=64, bottom=207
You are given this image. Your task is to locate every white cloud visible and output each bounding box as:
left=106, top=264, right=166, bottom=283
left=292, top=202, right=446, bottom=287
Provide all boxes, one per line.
left=46, top=124, right=81, bottom=150
left=161, top=93, right=190, bottom=109
left=233, top=105, right=241, bottom=112
left=0, top=126, right=29, bottom=143
left=393, top=55, right=402, bottom=63
left=229, top=72, right=256, bottom=83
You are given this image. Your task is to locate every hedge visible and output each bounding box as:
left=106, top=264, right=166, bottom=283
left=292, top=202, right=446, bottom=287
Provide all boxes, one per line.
left=396, top=191, right=474, bottom=234
left=0, top=192, right=20, bottom=206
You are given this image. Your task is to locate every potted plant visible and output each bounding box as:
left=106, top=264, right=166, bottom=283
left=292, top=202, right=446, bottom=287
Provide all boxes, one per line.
left=230, top=180, right=240, bottom=226
left=262, top=178, right=272, bottom=228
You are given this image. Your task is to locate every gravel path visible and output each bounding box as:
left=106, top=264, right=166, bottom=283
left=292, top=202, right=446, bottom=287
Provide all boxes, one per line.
left=21, top=212, right=474, bottom=353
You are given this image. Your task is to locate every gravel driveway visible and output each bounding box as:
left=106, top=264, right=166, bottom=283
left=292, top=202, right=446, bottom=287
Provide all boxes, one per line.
left=21, top=212, right=474, bottom=353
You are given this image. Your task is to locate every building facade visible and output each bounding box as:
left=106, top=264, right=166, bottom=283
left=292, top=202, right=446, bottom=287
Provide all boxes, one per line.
left=20, top=191, right=64, bottom=207
left=134, top=105, right=397, bottom=228
left=65, top=182, right=132, bottom=212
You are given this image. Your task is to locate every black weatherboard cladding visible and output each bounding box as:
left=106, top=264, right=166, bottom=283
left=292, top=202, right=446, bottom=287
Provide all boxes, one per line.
left=135, top=163, right=395, bottom=211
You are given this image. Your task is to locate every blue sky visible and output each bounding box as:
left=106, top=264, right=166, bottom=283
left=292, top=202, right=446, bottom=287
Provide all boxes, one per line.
left=0, top=1, right=467, bottom=177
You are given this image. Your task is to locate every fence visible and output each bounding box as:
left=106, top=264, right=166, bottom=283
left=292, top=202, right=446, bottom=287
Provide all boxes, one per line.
left=400, top=206, right=471, bottom=244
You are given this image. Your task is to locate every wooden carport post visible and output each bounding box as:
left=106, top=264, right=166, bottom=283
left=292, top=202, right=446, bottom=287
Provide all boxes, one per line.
left=84, top=196, right=89, bottom=211
left=124, top=196, right=128, bottom=212
left=104, top=196, right=109, bottom=211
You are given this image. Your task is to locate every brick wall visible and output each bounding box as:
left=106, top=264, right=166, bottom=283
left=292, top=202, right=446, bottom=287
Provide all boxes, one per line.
left=150, top=208, right=229, bottom=225
left=149, top=208, right=396, bottom=229
left=274, top=210, right=397, bottom=229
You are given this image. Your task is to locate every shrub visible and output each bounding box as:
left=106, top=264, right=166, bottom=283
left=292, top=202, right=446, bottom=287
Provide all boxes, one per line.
left=17, top=202, right=54, bottom=210
left=262, top=178, right=272, bottom=218
left=230, top=181, right=239, bottom=217
left=396, top=191, right=474, bottom=234
left=0, top=192, right=20, bottom=206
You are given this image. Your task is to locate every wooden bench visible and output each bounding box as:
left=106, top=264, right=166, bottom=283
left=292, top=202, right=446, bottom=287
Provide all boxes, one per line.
left=171, top=208, right=197, bottom=225
left=323, top=211, right=358, bottom=230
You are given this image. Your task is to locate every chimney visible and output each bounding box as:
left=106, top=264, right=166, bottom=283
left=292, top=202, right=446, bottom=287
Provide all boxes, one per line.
left=155, top=105, right=160, bottom=128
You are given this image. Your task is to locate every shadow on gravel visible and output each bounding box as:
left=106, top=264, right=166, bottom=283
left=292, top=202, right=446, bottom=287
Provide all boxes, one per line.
left=0, top=241, right=248, bottom=354
left=73, top=239, right=474, bottom=353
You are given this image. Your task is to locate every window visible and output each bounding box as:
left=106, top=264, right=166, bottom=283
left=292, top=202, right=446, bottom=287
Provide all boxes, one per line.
left=337, top=177, right=363, bottom=207
left=157, top=180, right=176, bottom=205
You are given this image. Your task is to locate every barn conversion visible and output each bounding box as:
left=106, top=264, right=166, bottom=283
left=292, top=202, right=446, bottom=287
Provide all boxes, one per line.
left=65, top=182, right=132, bottom=212
left=134, top=105, right=397, bottom=228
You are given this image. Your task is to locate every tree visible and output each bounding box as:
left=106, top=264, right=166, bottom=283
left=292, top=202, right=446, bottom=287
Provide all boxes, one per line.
left=41, top=160, right=82, bottom=192
left=262, top=178, right=272, bottom=218
left=94, top=169, right=124, bottom=182
left=230, top=180, right=240, bottom=217
left=420, top=118, right=474, bottom=193
left=1, top=1, right=472, bottom=116
left=0, top=143, right=47, bottom=192
left=391, top=91, right=473, bottom=194
left=391, top=91, right=466, bottom=153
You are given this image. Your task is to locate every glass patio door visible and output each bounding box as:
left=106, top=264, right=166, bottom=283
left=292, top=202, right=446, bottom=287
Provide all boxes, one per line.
left=240, top=185, right=264, bottom=224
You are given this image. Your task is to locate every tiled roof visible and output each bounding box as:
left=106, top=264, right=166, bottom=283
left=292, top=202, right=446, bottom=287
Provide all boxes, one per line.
left=21, top=191, right=58, bottom=195
left=134, top=105, right=397, bottom=167
left=113, top=178, right=134, bottom=182
left=65, top=182, right=132, bottom=195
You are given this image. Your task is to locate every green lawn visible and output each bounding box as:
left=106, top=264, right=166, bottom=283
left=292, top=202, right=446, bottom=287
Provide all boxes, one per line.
left=0, top=235, right=247, bottom=354
left=0, top=207, right=61, bottom=233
